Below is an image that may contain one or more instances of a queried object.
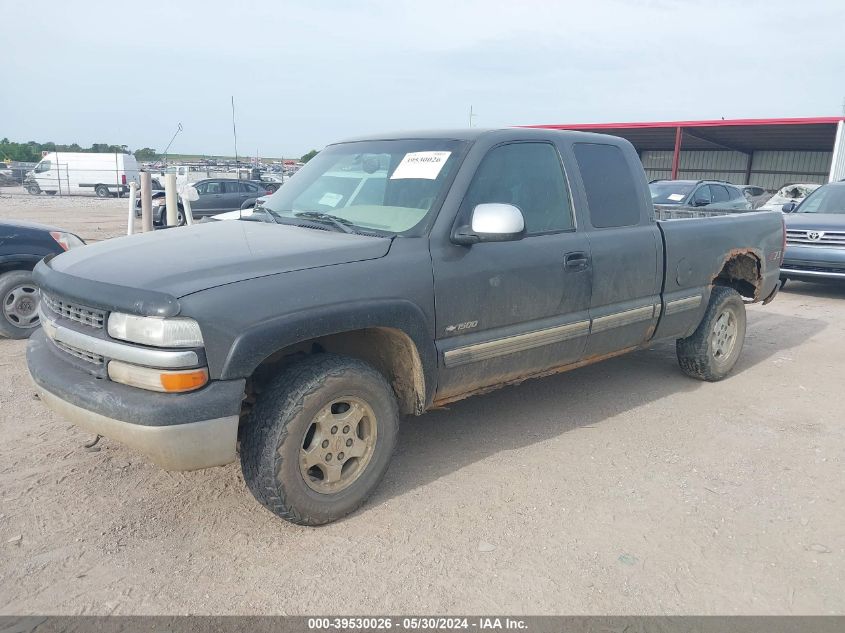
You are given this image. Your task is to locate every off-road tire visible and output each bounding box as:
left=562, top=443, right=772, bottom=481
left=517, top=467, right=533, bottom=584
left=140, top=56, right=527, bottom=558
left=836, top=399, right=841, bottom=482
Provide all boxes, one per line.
left=676, top=286, right=746, bottom=382
left=240, top=354, right=399, bottom=526
left=0, top=270, right=41, bottom=339
left=95, top=185, right=110, bottom=198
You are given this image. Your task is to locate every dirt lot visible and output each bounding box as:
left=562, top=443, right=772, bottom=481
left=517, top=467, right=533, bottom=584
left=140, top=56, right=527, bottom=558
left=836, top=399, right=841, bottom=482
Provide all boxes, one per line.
left=1, top=193, right=843, bottom=615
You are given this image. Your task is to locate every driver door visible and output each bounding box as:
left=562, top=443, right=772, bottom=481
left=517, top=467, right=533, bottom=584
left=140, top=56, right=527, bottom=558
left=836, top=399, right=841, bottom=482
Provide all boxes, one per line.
left=431, top=141, right=592, bottom=402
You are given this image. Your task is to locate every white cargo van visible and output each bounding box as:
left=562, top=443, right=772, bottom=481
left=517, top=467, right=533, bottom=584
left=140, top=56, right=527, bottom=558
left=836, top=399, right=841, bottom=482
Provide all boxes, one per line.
left=25, top=152, right=140, bottom=197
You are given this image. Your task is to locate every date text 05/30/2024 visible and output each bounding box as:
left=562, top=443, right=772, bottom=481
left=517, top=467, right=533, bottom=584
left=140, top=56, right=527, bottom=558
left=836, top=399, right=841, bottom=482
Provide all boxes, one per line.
left=308, top=617, right=528, bottom=630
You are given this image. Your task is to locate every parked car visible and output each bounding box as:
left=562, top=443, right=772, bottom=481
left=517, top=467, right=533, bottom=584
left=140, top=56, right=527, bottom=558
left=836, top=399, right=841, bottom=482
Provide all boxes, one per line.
left=0, top=220, right=85, bottom=339
left=25, top=152, right=140, bottom=197
left=780, top=181, right=845, bottom=284
left=134, top=178, right=271, bottom=226
left=260, top=173, right=284, bottom=192
left=649, top=180, right=751, bottom=211
left=27, top=128, right=783, bottom=525
left=739, top=185, right=772, bottom=209
left=758, top=183, right=821, bottom=212
left=0, top=165, right=15, bottom=187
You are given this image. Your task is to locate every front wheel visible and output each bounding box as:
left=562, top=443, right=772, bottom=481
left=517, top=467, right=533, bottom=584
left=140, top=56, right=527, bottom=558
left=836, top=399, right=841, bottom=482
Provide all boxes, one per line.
left=26, top=184, right=40, bottom=195
left=240, top=354, right=399, bottom=525
left=676, top=286, right=746, bottom=381
left=0, top=270, right=41, bottom=339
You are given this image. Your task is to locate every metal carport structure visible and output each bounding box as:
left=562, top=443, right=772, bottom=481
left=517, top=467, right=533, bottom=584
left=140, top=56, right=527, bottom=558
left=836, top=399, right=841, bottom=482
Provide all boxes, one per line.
left=528, top=117, right=845, bottom=190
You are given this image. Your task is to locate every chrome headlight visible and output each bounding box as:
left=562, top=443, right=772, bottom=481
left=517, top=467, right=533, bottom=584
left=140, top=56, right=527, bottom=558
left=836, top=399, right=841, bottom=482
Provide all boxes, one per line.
left=107, top=313, right=203, bottom=348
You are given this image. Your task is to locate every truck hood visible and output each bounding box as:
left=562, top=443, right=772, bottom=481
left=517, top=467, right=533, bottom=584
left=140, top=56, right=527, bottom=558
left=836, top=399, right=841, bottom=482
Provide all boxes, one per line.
left=785, top=214, right=845, bottom=232
left=48, top=221, right=392, bottom=298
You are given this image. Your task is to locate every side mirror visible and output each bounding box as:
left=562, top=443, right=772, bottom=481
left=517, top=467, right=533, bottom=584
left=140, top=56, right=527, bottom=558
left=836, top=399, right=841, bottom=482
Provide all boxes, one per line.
left=692, top=198, right=710, bottom=207
left=452, top=203, right=526, bottom=245
left=781, top=202, right=796, bottom=213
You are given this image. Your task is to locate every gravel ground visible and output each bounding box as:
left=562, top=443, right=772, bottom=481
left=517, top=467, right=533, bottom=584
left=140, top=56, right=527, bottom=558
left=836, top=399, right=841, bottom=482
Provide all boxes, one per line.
left=0, top=194, right=843, bottom=615
left=0, top=187, right=131, bottom=242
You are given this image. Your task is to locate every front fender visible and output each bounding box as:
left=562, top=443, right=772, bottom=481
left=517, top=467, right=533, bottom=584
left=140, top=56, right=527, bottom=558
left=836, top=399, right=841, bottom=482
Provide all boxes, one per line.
left=218, top=298, right=438, bottom=406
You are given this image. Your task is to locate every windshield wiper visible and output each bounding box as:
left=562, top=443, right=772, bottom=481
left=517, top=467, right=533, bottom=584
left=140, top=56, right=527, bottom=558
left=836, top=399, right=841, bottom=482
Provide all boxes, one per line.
left=294, top=211, right=356, bottom=234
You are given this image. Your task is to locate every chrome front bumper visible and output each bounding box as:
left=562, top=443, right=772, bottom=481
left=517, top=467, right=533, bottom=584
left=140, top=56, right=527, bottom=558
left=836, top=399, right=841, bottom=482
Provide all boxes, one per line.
left=27, top=329, right=245, bottom=471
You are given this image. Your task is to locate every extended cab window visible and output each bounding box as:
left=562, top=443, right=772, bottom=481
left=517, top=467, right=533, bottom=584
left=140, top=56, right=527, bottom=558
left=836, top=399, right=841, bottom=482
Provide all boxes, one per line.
left=573, top=143, right=640, bottom=228
left=461, top=143, right=574, bottom=234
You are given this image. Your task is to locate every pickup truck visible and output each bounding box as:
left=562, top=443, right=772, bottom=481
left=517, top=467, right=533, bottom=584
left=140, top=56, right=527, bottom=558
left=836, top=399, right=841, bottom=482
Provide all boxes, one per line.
left=27, top=128, right=784, bottom=525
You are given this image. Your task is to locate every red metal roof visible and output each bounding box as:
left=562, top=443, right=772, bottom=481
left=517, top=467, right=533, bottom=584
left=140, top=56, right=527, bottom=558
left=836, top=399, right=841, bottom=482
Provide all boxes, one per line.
left=525, top=117, right=845, bottom=131
left=525, top=117, right=844, bottom=152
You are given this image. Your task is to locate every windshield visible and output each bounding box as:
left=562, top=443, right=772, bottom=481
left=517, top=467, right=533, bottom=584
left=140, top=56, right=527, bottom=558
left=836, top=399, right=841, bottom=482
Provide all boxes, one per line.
left=795, top=184, right=845, bottom=214
left=649, top=182, right=695, bottom=204
left=261, top=139, right=466, bottom=235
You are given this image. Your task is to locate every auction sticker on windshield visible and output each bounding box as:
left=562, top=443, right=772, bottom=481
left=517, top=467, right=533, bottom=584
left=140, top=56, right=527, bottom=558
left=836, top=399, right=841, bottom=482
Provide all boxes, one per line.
left=390, top=151, right=451, bottom=180
left=667, top=193, right=685, bottom=201
left=318, top=192, right=344, bottom=207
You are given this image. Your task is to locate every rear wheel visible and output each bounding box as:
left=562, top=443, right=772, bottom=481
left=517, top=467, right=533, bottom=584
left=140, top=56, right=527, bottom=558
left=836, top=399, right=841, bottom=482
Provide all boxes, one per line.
left=0, top=270, right=41, bottom=339
left=676, top=286, right=746, bottom=381
left=95, top=184, right=110, bottom=198
left=240, top=354, right=399, bottom=525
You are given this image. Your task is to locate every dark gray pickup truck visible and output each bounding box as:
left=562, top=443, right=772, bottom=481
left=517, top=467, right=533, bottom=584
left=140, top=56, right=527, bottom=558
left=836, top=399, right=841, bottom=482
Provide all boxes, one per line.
left=27, top=128, right=784, bottom=525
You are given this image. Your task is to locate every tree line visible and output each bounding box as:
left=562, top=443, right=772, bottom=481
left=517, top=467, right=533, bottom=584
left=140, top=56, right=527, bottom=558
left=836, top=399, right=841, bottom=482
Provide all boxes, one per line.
left=2, top=137, right=318, bottom=164
left=0, top=138, right=158, bottom=163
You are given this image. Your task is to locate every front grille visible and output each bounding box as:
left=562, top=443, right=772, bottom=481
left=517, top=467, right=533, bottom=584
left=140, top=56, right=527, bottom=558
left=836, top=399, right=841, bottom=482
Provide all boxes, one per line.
left=42, top=293, right=106, bottom=329
left=783, top=263, right=845, bottom=274
left=786, top=229, right=845, bottom=248
left=53, top=340, right=105, bottom=366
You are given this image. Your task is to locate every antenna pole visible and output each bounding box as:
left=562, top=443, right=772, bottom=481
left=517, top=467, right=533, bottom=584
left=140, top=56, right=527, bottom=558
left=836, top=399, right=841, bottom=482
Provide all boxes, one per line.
left=231, top=96, right=239, bottom=168
left=162, top=122, right=182, bottom=167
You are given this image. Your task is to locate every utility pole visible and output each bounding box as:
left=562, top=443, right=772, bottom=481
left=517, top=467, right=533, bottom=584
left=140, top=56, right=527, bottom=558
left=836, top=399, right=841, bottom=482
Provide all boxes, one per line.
left=468, top=105, right=478, bottom=128
left=231, top=96, right=239, bottom=168
left=161, top=122, right=183, bottom=167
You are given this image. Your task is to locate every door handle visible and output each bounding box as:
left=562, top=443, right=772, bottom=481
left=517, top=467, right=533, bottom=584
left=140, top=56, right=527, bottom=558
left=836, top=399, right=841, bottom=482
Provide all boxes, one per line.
left=564, top=251, right=589, bottom=272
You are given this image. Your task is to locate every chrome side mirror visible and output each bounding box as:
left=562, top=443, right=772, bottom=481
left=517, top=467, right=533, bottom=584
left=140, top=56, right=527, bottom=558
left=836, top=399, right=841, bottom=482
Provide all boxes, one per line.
left=452, top=203, right=526, bottom=245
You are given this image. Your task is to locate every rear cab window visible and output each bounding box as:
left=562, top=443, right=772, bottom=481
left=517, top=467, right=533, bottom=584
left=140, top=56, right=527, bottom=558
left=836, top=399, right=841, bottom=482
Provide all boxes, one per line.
left=572, top=143, right=641, bottom=228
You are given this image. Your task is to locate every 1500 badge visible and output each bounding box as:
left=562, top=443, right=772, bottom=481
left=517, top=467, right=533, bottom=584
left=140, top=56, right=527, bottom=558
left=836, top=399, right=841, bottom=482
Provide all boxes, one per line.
left=445, top=320, right=478, bottom=333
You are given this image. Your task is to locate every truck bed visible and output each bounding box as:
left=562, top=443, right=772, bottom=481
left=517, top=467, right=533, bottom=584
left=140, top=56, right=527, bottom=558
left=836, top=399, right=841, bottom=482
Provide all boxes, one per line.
left=653, top=209, right=784, bottom=341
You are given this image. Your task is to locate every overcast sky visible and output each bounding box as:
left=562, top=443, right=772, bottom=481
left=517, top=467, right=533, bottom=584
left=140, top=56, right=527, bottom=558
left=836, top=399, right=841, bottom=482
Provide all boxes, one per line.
left=1, top=0, right=843, bottom=157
